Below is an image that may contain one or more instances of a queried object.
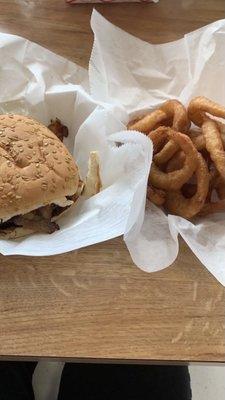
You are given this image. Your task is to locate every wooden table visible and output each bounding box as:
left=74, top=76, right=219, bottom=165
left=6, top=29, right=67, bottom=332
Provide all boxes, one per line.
left=0, top=0, right=224, bottom=363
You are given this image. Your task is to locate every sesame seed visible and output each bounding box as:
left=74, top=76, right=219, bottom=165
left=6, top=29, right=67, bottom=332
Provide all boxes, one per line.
left=16, top=195, right=22, bottom=199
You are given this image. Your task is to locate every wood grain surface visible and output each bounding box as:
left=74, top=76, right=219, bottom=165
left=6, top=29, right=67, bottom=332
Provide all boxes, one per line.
left=0, top=0, right=224, bottom=363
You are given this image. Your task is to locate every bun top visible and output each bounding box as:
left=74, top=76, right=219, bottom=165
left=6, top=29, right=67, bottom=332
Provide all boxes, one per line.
left=0, top=114, right=79, bottom=221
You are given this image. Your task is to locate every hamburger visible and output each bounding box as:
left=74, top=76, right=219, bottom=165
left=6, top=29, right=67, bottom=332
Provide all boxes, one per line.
left=0, top=114, right=100, bottom=239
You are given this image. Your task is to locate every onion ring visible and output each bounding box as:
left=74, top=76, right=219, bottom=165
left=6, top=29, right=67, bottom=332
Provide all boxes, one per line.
left=188, top=96, right=225, bottom=127
left=165, top=153, right=210, bottom=218
left=152, top=100, right=190, bottom=165
left=160, top=99, right=190, bottom=133
left=166, top=151, right=185, bottom=172
left=154, top=140, right=180, bottom=165
left=128, top=99, right=190, bottom=136
left=216, top=178, right=225, bottom=200
left=148, top=126, right=169, bottom=153
left=202, top=119, right=225, bottom=180
left=191, top=131, right=225, bottom=151
left=147, top=186, right=165, bottom=206
left=205, top=168, right=217, bottom=202
left=191, top=134, right=206, bottom=151
left=149, top=129, right=198, bottom=190
left=198, top=200, right=225, bottom=216
left=128, top=109, right=167, bottom=134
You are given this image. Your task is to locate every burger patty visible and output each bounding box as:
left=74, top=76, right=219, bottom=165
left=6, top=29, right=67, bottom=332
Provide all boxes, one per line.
left=0, top=189, right=82, bottom=235
left=0, top=204, right=67, bottom=235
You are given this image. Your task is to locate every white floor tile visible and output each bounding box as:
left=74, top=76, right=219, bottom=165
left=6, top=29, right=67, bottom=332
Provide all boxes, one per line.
left=190, top=365, right=225, bottom=400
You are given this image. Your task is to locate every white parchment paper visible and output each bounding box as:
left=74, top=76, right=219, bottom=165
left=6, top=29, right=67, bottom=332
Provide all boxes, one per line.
left=0, top=32, right=152, bottom=256
left=89, top=10, right=225, bottom=285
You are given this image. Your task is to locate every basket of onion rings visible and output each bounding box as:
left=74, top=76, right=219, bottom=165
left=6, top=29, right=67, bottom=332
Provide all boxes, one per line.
left=128, top=96, right=225, bottom=219
left=89, top=12, right=225, bottom=284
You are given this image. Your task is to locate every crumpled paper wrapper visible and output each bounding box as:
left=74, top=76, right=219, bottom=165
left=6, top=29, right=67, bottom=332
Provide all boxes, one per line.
left=0, top=32, right=152, bottom=256
left=89, top=10, right=225, bottom=285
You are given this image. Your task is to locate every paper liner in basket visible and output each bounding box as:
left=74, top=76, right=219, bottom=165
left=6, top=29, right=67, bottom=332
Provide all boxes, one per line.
left=89, top=10, right=225, bottom=285
left=0, top=32, right=152, bottom=256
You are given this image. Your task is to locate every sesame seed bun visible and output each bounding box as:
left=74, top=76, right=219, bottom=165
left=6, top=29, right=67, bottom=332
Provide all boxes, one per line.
left=0, top=114, right=79, bottom=222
